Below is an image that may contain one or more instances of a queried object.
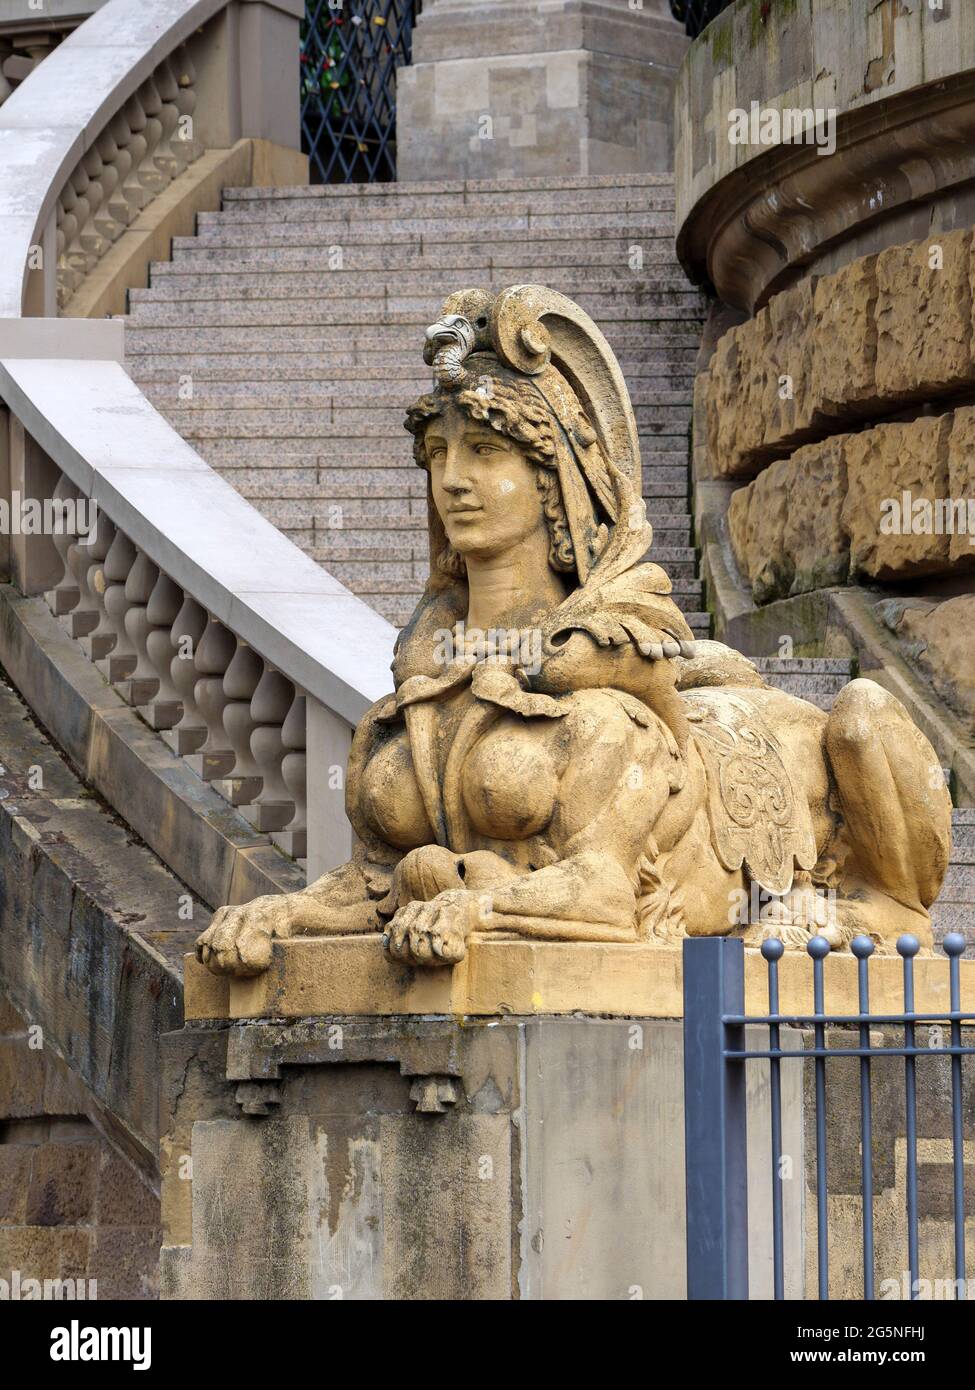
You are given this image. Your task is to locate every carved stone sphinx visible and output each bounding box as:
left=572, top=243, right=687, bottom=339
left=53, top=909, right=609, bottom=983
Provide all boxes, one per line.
left=196, top=286, right=952, bottom=977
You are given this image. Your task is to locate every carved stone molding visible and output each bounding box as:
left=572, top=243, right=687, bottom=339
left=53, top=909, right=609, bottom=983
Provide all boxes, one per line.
left=677, top=72, right=975, bottom=313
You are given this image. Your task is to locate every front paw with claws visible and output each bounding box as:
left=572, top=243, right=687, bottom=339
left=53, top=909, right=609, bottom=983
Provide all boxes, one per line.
left=196, top=894, right=300, bottom=976
left=383, top=890, right=483, bottom=968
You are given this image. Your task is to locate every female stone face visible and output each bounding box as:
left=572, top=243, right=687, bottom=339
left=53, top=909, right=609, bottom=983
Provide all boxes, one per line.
left=424, top=402, right=548, bottom=560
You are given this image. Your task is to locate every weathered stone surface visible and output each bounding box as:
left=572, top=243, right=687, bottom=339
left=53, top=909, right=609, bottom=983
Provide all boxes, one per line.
left=892, top=596, right=975, bottom=735
left=161, top=1014, right=806, bottom=1301
left=397, top=0, right=686, bottom=181
left=25, top=1140, right=97, bottom=1227
left=875, top=231, right=972, bottom=400
left=810, top=255, right=879, bottom=419
left=726, top=458, right=794, bottom=602
left=761, top=279, right=816, bottom=450
left=730, top=437, right=850, bottom=604
left=843, top=415, right=953, bottom=581
left=947, top=406, right=975, bottom=568
left=782, top=435, right=850, bottom=596
left=706, top=307, right=772, bottom=477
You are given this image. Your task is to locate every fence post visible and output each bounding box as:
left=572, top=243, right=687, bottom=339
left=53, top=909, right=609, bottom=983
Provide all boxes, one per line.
left=683, top=935, right=749, bottom=1299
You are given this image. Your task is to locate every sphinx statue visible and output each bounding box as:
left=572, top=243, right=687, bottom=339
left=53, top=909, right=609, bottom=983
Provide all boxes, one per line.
left=196, top=285, right=952, bottom=977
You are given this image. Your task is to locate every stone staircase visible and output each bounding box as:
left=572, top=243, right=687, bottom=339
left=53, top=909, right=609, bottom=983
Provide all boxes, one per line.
left=124, top=174, right=707, bottom=632
left=752, top=656, right=852, bottom=712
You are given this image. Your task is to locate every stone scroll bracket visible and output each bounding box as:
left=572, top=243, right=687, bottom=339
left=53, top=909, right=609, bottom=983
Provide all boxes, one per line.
left=225, top=1018, right=467, bottom=1118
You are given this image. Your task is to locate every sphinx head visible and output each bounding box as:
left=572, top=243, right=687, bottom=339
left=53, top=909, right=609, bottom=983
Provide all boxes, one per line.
left=406, top=367, right=580, bottom=580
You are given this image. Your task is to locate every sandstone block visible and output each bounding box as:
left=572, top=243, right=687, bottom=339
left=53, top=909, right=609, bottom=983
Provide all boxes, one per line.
left=761, top=279, right=816, bottom=451
left=783, top=435, right=850, bottom=596
left=727, top=457, right=794, bottom=603
left=0, top=1146, right=31, bottom=1224
left=894, top=596, right=975, bottom=735
left=947, top=406, right=975, bottom=568
left=25, top=1139, right=98, bottom=1227
left=875, top=231, right=972, bottom=400
left=842, top=416, right=953, bottom=580
left=811, top=255, right=879, bottom=419
left=727, top=482, right=751, bottom=577
left=692, top=367, right=711, bottom=478
left=707, top=310, right=772, bottom=477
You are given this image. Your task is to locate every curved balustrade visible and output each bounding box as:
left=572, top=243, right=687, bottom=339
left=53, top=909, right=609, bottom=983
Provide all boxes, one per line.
left=0, top=0, right=398, bottom=884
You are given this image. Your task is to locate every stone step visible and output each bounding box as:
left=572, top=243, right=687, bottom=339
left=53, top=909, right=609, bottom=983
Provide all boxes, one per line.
left=756, top=672, right=850, bottom=695
left=179, top=226, right=685, bottom=254
left=124, top=325, right=704, bottom=354
left=952, top=827, right=975, bottom=862
left=127, top=293, right=704, bottom=325
left=162, top=243, right=686, bottom=273
left=197, top=209, right=678, bottom=237
left=136, top=381, right=693, bottom=410
left=211, top=193, right=678, bottom=224
left=939, top=863, right=975, bottom=900
left=133, top=272, right=699, bottom=303
left=930, top=901, right=975, bottom=940
left=954, top=808, right=975, bottom=824
left=221, top=183, right=675, bottom=212
left=126, top=349, right=698, bottom=378
left=224, top=172, right=675, bottom=199
left=169, top=436, right=692, bottom=466
left=166, top=407, right=693, bottom=438
left=753, top=657, right=855, bottom=675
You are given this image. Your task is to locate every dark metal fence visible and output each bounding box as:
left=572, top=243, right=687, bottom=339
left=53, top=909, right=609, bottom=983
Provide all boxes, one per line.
left=669, top=0, right=736, bottom=39
left=683, top=932, right=973, bottom=1299
left=300, top=0, right=420, bottom=184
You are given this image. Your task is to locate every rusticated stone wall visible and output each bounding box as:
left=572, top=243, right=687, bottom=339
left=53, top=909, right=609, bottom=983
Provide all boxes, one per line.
left=0, top=994, right=161, bottom=1300
left=700, top=231, right=975, bottom=479
left=695, top=228, right=975, bottom=737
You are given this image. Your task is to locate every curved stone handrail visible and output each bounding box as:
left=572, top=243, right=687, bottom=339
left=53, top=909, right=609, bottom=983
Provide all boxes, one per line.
left=0, top=0, right=234, bottom=317
left=0, top=354, right=396, bottom=723
left=0, top=0, right=398, bottom=881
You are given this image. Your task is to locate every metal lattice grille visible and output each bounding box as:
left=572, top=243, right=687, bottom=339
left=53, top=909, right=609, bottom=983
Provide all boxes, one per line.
left=300, top=0, right=420, bottom=184
left=670, top=0, right=736, bottom=39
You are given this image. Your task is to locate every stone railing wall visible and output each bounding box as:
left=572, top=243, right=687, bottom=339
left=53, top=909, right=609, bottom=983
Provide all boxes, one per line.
left=0, top=0, right=399, bottom=887
left=56, top=46, right=205, bottom=311
left=0, top=0, right=103, bottom=107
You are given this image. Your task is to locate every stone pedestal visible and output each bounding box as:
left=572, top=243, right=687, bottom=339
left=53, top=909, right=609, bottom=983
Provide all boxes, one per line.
left=395, top=0, right=688, bottom=181
left=159, top=1010, right=803, bottom=1300
left=163, top=938, right=975, bottom=1299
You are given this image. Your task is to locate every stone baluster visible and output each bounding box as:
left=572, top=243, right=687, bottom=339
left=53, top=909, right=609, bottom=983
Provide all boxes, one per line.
left=79, top=512, right=118, bottom=661
left=44, top=474, right=80, bottom=616
left=272, top=694, right=307, bottom=862
left=63, top=494, right=101, bottom=639
left=214, top=642, right=264, bottom=807
left=119, top=550, right=161, bottom=706
left=144, top=571, right=185, bottom=730
left=135, top=78, right=168, bottom=197
left=62, top=164, right=92, bottom=283
left=186, top=617, right=236, bottom=780
left=163, top=595, right=208, bottom=756
left=120, top=93, right=151, bottom=213
left=106, top=111, right=136, bottom=228
left=175, top=57, right=202, bottom=163
left=77, top=144, right=108, bottom=265
left=96, top=530, right=138, bottom=684
left=92, top=128, right=124, bottom=247
left=153, top=60, right=182, bottom=182
left=243, top=669, right=296, bottom=832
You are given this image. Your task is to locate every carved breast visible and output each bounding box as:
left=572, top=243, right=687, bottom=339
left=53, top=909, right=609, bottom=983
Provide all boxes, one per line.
left=359, top=730, right=434, bottom=849
left=358, top=714, right=561, bottom=851
left=461, top=727, right=559, bottom=840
